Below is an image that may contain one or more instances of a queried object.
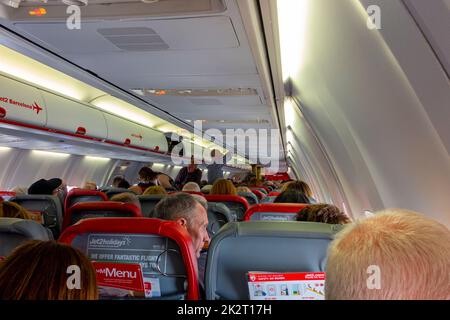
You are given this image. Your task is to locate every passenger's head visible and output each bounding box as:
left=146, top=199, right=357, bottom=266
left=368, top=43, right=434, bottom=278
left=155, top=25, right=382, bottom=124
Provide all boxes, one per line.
left=127, top=185, right=142, bottom=195
left=0, top=240, right=98, bottom=300
left=112, top=176, right=124, bottom=188
left=274, top=190, right=310, bottom=204
left=280, top=180, right=313, bottom=198
left=326, top=209, right=450, bottom=300
left=138, top=167, right=157, bottom=183
left=143, top=185, right=168, bottom=196
left=201, top=185, right=212, bottom=194
left=210, top=179, right=237, bottom=196
left=297, top=204, right=351, bottom=224
left=117, top=179, right=130, bottom=189
left=28, top=178, right=66, bottom=196
left=82, top=181, right=97, bottom=190
left=182, top=182, right=201, bottom=193
left=0, top=201, right=31, bottom=219
left=110, top=192, right=141, bottom=212
left=11, top=186, right=27, bottom=195
left=236, top=186, right=252, bottom=193
left=154, top=193, right=209, bottom=258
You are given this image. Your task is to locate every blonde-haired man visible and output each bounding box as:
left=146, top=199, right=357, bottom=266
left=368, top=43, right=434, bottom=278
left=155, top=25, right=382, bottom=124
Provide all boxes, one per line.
left=325, top=209, right=450, bottom=300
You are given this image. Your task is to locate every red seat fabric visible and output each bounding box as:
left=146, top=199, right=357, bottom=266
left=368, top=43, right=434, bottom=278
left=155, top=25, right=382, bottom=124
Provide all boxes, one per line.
left=64, top=188, right=108, bottom=212
left=59, top=217, right=199, bottom=300
left=268, top=191, right=281, bottom=197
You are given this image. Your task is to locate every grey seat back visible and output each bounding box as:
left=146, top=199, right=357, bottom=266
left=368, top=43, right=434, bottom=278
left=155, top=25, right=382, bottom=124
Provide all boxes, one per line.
left=66, top=195, right=106, bottom=208
left=205, top=221, right=344, bottom=300
left=103, top=188, right=137, bottom=199
left=249, top=211, right=298, bottom=221
left=207, top=203, right=235, bottom=237
left=0, top=218, right=52, bottom=257
left=138, top=195, right=166, bottom=217
left=238, top=192, right=259, bottom=205
left=10, top=195, right=63, bottom=239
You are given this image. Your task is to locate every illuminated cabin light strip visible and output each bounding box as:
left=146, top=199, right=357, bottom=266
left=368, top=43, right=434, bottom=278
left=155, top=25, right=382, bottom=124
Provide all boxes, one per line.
left=32, top=150, right=70, bottom=157
left=0, top=146, right=12, bottom=151
left=85, top=156, right=110, bottom=161
left=277, top=0, right=308, bottom=82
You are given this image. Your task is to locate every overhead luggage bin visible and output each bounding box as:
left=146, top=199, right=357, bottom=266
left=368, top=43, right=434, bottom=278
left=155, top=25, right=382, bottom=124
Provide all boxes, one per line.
left=103, top=112, right=168, bottom=153
left=0, top=73, right=46, bottom=127
left=41, top=90, right=108, bottom=141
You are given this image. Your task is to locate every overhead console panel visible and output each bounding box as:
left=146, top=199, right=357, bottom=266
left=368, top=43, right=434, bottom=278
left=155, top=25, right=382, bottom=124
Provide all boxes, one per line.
left=2, top=0, right=227, bottom=21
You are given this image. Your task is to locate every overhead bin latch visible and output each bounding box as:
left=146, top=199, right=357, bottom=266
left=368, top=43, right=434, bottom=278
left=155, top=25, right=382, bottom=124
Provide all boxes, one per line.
left=76, top=127, right=86, bottom=135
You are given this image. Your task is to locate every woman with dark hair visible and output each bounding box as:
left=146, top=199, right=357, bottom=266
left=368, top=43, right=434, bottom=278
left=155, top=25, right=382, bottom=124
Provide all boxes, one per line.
left=297, top=204, right=351, bottom=224
left=138, top=166, right=175, bottom=192
left=274, top=190, right=310, bottom=204
left=0, top=240, right=98, bottom=300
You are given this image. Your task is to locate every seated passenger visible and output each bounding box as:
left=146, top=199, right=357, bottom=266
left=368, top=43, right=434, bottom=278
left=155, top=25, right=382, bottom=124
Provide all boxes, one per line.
left=0, top=201, right=32, bottom=219
left=128, top=185, right=143, bottom=195
left=182, top=182, right=201, bottom=193
left=326, top=209, right=450, bottom=300
left=110, top=192, right=141, bottom=212
left=117, top=179, right=130, bottom=189
left=82, top=181, right=97, bottom=190
left=0, top=240, right=98, bottom=300
left=274, top=190, right=310, bottom=204
left=154, top=193, right=209, bottom=259
left=210, top=179, right=237, bottom=196
left=28, top=178, right=66, bottom=196
left=236, top=186, right=252, bottom=193
left=112, top=175, right=125, bottom=188
left=201, top=184, right=213, bottom=194
left=280, top=180, right=317, bottom=203
left=11, top=186, right=27, bottom=195
left=143, top=185, right=168, bottom=196
left=297, top=204, right=351, bottom=224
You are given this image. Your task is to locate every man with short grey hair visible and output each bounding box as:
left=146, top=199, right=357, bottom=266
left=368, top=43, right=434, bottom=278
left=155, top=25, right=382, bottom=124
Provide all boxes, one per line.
left=154, top=192, right=209, bottom=258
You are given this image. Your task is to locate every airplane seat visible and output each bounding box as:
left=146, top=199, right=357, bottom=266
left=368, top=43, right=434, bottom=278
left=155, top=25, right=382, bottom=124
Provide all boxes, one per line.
left=243, top=203, right=308, bottom=221
left=237, top=192, right=259, bottom=206
left=59, top=217, right=200, bottom=300
left=137, top=195, right=166, bottom=217
left=204, top=195, right=250, bottom=221
left=260, top=196, right=277, bottom=203
left=207, top=202, right=235, bottom=238
left=64, top=189, right=108, bottom=212
left=205, top=221, right=344, bottom=300
left=62, top=201, right=142, bottom=230
left=250, top=189, right=265, bottom=200
left=102, top=188, right=138, bottom=199
left=0, top=217, right=52, bottom=258
left=9, top=195, right=63, bottom=239
left=268, top=191, right=280, bottom=197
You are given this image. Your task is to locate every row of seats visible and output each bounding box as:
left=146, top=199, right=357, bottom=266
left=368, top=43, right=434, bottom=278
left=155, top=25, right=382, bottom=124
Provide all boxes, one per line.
left=7, top=190, right=307, bottom=239
left=0, top=216, right=340, bottom=300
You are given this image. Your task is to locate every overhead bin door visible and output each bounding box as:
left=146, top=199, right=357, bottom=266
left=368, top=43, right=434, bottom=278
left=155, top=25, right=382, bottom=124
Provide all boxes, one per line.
left=42, top=90, right=107, bottom=140
left=0, top=74, right=47, bottom=127
left=103, top=113, right=168, bottom=153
